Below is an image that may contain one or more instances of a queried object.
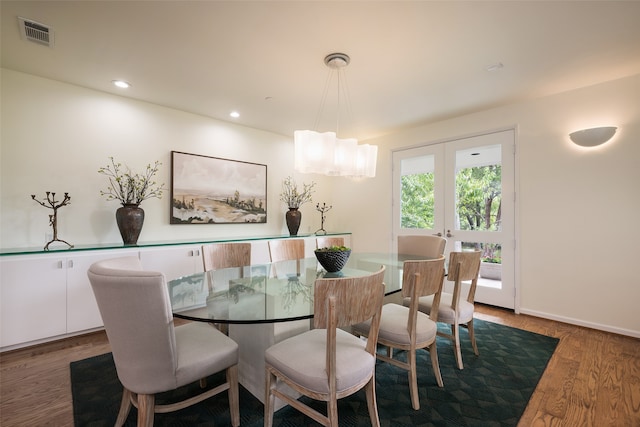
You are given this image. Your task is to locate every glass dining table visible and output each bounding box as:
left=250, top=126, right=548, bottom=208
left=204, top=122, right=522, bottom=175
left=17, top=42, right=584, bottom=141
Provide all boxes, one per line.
left=167, top=251, right=428, bottom=405
left=168, top=252, right=421, bottom=324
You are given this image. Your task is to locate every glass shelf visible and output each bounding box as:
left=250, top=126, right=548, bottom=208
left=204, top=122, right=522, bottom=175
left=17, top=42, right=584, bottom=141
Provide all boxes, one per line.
left=0, top=232, right=351, bottom=257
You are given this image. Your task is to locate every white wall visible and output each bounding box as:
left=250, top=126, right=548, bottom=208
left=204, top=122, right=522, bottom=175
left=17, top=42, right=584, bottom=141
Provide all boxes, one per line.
left=2, top=68, right=639, bottom=337
left=334, top=74, right=640, bottom=337
left=0, top=69, right=334, bottom=248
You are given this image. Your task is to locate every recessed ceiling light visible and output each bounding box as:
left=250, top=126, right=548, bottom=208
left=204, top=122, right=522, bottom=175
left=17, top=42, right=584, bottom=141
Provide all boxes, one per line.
left=485, top=62, right=504, bottom=72
left=230, top=111, right=240, bottom=118
left=112, top=80, right=131, bottom=89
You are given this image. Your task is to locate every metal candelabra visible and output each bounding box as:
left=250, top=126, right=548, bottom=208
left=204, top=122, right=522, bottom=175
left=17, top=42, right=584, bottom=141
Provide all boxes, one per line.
left=31, top=191, right=74, bottom=250
left=315, top=202, right=332, bottom=235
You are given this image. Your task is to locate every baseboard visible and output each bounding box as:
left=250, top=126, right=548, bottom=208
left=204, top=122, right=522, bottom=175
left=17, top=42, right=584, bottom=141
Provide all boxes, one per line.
left=518, top=308, right=640, bottom=338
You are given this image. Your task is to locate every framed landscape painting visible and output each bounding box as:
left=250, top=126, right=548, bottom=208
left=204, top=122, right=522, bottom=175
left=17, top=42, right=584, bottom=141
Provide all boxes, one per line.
left=170, top=151, right=267, bottom=224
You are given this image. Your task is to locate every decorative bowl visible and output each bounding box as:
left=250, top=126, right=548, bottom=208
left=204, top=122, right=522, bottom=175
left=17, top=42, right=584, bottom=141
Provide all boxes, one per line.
left=314, top=249, right=351, bottom=273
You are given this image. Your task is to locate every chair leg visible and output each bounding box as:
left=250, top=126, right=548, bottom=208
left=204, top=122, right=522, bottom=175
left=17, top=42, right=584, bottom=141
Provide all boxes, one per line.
left=408, top=349, right=420, bottom=410
left=468, top=318, right=479, bottom=356
left=452, top=323, right=464, bottom=370
left=264, top=368, right=276, bottom=427
left=365, top=375, right=381, bottom=427
left=429, top=341, right=444, bottom=388
left=328, top=397, right=339, bottom=427
left=115, top=387, right=132, bottom=427
left=137, top=394, right=155, bottom=427
left=227, top=365, right=240, bottom=427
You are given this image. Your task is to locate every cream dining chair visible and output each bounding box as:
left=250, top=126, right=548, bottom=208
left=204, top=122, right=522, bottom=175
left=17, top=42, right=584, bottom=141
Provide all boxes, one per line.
left=353, top=257, right=446, bottom=410
left=316, top=236, right=345, bottom=249
left=202, top=242, right=251, bottom=272
left=398, top=235, right=447, bottom=258
left=409, top=250, right=482, bottom=369
left=268, top=238, right=305, bottom=277
left=201, top=242, right=252, bottom=334
left=264, top=267, right=386, bottom=427
left=87, top=256, right=240, bottom=427
left=268, top=238, right=305, bottom=262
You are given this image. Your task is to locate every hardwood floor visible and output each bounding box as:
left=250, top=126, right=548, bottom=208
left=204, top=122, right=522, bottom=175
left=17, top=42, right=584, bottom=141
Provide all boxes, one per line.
left=1, top=305, right=638, bottom=426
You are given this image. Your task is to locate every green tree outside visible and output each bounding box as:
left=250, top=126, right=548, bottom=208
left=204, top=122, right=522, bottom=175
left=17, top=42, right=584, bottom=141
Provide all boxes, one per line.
left=400, top=164, right=502, bottom=261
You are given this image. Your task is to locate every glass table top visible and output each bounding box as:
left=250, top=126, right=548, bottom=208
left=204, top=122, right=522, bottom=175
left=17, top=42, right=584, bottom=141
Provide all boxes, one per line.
left=168, top=252, right=425, bottom=324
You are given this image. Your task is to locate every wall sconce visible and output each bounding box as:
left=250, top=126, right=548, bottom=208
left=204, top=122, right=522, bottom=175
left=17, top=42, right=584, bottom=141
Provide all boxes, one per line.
left=569, top=126, right=617, bottom=147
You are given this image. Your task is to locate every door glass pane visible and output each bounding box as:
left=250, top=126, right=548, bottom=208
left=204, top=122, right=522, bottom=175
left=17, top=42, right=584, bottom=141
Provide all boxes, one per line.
left=455, top=145, right=502, bottom=232
left=456, top=241, right=502, bottom=290
left=400, top=155, right=435, bottom=229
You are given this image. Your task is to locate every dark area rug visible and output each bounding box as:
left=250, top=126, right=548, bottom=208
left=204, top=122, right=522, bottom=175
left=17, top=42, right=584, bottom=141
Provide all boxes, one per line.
left=71, top=319, right=558, bottom=426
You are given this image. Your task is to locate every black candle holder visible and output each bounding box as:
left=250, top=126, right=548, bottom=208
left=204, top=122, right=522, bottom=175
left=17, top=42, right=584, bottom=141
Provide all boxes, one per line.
left=315, top=202, right=332, bottom=235
left=31, top=192, right=74, bottom=250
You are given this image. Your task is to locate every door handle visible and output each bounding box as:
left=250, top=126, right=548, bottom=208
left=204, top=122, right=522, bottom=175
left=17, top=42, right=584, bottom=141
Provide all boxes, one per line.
left=432, top=232, right=442, bottom=237
left=446, top=230, right=453, bottom=238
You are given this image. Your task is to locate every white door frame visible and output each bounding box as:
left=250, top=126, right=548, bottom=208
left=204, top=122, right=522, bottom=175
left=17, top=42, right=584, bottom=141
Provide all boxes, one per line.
left=392, top=128, right=519, bottom=311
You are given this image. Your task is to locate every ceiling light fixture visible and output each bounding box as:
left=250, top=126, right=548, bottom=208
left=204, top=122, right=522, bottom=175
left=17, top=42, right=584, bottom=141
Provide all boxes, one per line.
left=294, top=53, right=377, bottom=178
left=112, top=80, right=131, bottom=89
left=230, top=111, right=240, bottom=118
left=569, top=126, right=617, bottom=147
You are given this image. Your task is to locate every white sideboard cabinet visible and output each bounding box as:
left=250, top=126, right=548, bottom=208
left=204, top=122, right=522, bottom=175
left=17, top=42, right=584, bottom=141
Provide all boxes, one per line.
left=0, top=256, right=67, bottom=348
left=0, top=249, right=137, bottom=348
left=0, top=233, right=351, bottom=351
left=138, top=245, right=204, bottom=282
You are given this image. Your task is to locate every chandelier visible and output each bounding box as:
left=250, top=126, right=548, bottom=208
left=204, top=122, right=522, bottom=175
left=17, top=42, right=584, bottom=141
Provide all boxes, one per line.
left=294, top=53, right=377, bottom=178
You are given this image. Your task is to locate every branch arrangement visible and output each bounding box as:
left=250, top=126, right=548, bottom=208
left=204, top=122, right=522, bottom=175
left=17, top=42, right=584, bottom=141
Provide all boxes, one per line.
left=98, top=157, right=165, bottom=205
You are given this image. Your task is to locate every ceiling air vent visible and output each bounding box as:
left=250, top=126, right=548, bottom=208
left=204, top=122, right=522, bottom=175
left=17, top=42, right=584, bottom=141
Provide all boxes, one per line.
left=18, top=17, right=54, bottom=48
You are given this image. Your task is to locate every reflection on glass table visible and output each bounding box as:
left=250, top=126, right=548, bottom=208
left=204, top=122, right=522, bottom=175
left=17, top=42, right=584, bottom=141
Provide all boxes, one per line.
left=168, top=253, right=426, bottom=324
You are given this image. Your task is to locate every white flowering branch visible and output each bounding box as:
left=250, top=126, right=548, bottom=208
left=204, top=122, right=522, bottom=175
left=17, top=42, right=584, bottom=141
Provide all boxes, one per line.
left=98, top=157, right=165, bottom=205
left=279, top=176, right=316, bottom=209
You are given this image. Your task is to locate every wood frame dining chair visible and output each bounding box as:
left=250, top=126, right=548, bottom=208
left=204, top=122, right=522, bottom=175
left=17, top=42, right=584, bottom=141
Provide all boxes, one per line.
left=268, top=239, right=305, bottom=277
left=201, top=242, right=252, bottom=334
left=412, top=250, right=482, bottom=369
left=202, top=242, right=251, bottom=272
left=87, top=256, right=240, bottom=427
left=353, top=257, right=446, bottom=410
left=315, top=236, right=345, bottom=249
left=268, top=238, right=305, bottom=262
left=398, top=235, right=447, bottom=258
left=264, top=267, right=386, bottom=427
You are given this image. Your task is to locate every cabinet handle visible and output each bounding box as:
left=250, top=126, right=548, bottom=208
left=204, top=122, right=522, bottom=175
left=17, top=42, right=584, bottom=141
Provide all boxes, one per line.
left=57, top=260, right=63, bottom=269
left=68, top=260, right=74, bottom=269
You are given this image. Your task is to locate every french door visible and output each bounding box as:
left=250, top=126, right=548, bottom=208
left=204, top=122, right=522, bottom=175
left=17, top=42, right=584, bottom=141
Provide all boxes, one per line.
left=392, top=129, right=516, bottom=309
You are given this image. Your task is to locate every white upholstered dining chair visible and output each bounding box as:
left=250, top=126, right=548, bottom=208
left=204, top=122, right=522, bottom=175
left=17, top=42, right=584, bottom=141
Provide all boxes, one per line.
left=353, top=257, right=446, bottom=410
left=87, top=256, right=240, bottom=427
left=398, top=235, right=447, bottom=258
left=315, top=236, right=345, bottom=249
left=268, top=238, right=305, bottom=277
left=202, top=242, right=251, bottom=271
left=264, top=267, right=386, bottom=427
left=408, top=250, right=482, bottom=369
left=268, top=238, right=305, bottom=262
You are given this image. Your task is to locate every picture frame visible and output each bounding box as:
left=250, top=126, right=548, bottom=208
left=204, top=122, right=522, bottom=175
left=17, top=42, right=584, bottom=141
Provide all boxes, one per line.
left=170, top=151, right=267, bottom=224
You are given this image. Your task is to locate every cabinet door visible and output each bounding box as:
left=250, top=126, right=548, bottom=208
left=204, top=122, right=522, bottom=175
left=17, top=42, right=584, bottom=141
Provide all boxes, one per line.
left=139, top=246, right=203, bottom=281
left=67, top=251, right=136, bottom=333
left=0, top=257, right=67, bottom=347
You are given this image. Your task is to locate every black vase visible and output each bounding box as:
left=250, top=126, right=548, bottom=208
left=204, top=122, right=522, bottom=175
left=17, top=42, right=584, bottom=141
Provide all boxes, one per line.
left=285, top=208, right=301, bottom=236
left=116, top=204, right=145, bottom=245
